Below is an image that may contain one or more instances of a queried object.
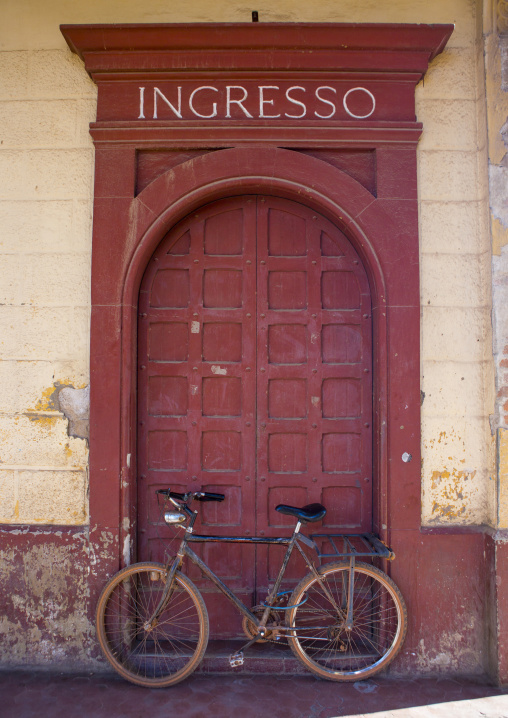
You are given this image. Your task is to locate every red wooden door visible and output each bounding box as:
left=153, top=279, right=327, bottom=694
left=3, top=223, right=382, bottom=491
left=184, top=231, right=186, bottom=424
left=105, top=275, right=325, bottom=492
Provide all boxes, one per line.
left=137, top=195, right=372, bottom=636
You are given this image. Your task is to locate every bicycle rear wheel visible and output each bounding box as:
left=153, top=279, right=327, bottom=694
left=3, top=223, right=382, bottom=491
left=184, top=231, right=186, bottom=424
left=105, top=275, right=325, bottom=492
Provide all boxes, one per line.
left=96, top=562, right=209, bottom=688
left=287, top=561, right=407, bottom=681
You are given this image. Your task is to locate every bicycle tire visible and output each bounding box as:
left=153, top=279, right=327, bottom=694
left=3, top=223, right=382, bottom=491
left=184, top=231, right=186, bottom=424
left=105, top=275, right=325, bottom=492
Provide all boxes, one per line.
left=286, top=561, right=407, bottom=681
left=96, top=562, right=209, bottom=688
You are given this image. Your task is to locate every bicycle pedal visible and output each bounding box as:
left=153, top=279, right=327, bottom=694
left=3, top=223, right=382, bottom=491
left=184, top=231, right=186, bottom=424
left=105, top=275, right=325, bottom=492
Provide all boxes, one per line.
left=229, top=651, right=244, bottom=668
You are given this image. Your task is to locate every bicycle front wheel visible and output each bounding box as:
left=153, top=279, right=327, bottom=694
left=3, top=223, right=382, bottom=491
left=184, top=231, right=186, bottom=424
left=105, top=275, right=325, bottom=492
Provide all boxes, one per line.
left=287, top=561, right=407, bottom=681
left=96, top=562, right=209, bottom=688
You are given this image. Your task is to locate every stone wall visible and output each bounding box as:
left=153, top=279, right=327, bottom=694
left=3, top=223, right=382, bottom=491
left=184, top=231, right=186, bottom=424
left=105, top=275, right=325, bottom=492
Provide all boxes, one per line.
left=0, top=0, right=495, bottom=532
left=0, top=44, right=95, bottom=524
left=416, top=3, right=494, bottom=525
left=485, top=1, right=508, bottom=529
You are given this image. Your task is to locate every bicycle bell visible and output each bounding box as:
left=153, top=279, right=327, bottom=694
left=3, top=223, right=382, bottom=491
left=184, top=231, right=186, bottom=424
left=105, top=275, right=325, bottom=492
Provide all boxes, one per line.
left=164, top=510, right=186, bottom=525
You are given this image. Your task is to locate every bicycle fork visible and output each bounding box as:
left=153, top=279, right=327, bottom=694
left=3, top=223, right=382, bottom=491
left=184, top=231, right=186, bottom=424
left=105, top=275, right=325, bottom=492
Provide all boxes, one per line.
left=145, top=508, right=197, bottom=630
left=144, top=553, right=183, bottom=632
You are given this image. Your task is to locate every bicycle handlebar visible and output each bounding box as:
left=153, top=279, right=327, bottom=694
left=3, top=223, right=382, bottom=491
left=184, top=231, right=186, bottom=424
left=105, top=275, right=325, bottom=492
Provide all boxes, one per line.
left=194, top=491, right=225, bottom=502
left=156, top=488, right=225, bottom=503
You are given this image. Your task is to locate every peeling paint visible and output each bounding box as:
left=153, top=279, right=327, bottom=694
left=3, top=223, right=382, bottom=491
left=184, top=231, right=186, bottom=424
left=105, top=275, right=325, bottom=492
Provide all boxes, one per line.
left=32, top=385, right=60, bottom=412
left=58, top=385, right=89, bottom=440
left=27, top=382, right=90, bottom=440
left=0, top=528, right=119, bottom=669
left=123, top=534, right=131, bottom=566
left=414, top=631, right=480, bottom=675
left=428, top=469, right=477, bottom=522
left=422, top=428, right=488, bottom=525
left=430, top=468, right=476, bottom=491
left=492, top=216, right=508, bottom=256
left=23, top=412, right=58, bottom=429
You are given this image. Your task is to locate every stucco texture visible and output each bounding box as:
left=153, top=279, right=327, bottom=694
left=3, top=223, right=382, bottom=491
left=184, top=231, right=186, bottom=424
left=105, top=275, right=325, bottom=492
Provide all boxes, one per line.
left=0, top=0, right=496, bottom=529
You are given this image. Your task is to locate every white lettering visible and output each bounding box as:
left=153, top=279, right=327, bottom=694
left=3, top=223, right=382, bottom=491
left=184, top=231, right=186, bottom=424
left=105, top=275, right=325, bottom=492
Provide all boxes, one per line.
left=189, top=86, right=219, bottom=118
left=343, top=87, right=376, bottom=119
left=139, top=84, right=377, bottom=122
left=259, top=86, right=281, bottom=118
left=153, top=86, right=182, bottom=119
left=285, top=86, right=306, bottom=118
left=138, top=87, right=145, bottom=119
left=315, top=86, right=337, bottom=119
left=226, top=86, right=253, bottom=118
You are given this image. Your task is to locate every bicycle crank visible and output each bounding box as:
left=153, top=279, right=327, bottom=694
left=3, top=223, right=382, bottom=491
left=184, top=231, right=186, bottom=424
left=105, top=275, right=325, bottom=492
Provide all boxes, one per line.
left=242, top=605, right=281, bottom=643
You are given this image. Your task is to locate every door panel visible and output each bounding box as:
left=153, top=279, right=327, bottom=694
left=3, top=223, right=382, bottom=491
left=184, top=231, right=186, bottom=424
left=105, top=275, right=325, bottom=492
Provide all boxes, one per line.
left=138, top=197, right=257, bottom=635
left=255, top=196, right=372, bottom=596
left=137, top=195, right=372, bottom=635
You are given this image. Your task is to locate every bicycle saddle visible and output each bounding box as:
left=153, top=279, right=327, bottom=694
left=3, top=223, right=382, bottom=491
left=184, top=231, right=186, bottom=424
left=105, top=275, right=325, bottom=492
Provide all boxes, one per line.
left=275, top=503, right=326, bottom=523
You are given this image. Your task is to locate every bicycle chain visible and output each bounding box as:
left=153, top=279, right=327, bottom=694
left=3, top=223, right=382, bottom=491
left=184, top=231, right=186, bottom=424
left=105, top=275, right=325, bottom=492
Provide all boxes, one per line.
left=263, top=609, right=347, bottom=650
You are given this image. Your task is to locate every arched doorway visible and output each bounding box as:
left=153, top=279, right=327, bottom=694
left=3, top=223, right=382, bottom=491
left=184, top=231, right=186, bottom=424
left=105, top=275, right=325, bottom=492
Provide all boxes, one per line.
left=61, top=22, right=456, bottom=674
left=137, top=194, right=373, bottom=635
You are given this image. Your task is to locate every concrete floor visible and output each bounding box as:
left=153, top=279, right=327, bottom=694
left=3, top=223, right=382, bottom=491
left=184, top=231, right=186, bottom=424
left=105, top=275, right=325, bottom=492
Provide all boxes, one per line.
left=1, top=671, right=507, bottom=718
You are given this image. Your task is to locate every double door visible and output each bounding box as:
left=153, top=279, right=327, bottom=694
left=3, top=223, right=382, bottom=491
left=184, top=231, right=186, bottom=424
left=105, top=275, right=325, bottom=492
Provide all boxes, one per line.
left=137, top=195, right=372, bottom=635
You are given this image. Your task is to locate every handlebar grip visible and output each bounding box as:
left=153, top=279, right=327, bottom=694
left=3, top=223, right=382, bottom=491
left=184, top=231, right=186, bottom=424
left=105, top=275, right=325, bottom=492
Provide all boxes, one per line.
left=156, top=489, right=186, bottom=501
left=195, top=492, right=225, bottom=502
left=156, top=488, right=225, bottom=502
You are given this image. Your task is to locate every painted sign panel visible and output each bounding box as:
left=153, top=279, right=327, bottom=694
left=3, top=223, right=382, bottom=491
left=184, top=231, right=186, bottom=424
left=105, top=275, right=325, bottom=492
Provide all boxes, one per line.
left=98, top=80, right=417, bottom=123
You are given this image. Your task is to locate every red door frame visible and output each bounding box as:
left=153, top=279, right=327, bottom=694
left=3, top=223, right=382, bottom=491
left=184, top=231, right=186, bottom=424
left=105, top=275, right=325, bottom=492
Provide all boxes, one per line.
left=61, top=22, right=453, bottom=598
left=93, top=147, right=416, bottom=563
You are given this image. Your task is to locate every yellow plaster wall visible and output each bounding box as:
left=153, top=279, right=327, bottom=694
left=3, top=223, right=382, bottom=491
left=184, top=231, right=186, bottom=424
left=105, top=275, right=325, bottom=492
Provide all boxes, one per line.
left=483, top=2, right=508, bottom=530
left=416, top=0, right=495, bottom=527
left=0, top=0, right=495, bottom=527
left=0, top=14, right=95, bottom=524
left=499, top=428, right=508, bottom=525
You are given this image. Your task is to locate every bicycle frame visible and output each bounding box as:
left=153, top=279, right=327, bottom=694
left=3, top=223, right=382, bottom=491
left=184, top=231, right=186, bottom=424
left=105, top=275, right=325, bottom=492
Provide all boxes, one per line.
left=148, top=503, right=346, bottom=637
left=184, top=527, right=312, bottom=630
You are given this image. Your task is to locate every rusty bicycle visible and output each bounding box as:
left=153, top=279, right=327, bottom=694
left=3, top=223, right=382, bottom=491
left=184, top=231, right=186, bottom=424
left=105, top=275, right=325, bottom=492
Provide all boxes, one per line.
left=96, top=487, right=407, bottom=688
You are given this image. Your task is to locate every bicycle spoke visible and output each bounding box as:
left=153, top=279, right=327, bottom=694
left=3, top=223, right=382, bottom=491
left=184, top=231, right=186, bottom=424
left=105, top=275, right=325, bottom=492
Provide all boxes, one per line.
left=97, top=564, right=208, bottom=687
left=287, top=562, right=406, bottom=680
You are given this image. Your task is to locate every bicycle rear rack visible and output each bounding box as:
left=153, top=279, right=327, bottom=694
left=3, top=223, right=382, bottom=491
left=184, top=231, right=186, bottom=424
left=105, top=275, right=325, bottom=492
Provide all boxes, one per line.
left=310, top=533, right=395, bottom=562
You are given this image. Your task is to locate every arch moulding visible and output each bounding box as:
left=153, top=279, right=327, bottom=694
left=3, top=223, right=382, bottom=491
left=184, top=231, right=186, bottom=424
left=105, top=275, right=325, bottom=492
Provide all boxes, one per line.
left=120, top=150, right=393, bottom=545
left=85, top=145, right=420, bottom=575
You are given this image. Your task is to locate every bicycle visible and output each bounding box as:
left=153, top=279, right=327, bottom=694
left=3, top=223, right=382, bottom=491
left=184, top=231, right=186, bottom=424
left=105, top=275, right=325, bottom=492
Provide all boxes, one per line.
left=96, top=488, right=407, bottom=688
